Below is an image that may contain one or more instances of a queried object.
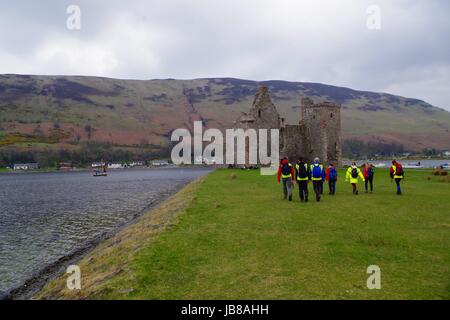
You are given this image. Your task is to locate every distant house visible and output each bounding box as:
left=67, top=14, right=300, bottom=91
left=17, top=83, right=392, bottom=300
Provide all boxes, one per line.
left=130, top=161, right=145, bottom=167
left=108, top=163, right=124, bottom=169
left=91, top=162, right=106, bottom=168
left=57, top=162, right=74, bottom=170
left=151, top=160, right=169, bottom=166
left=13, top=163, right=40, bottom=170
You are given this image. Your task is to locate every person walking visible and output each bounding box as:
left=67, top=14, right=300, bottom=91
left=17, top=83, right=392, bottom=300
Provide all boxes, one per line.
left=319, top=160, right=325, bottom=195
left=310, top=157, right=325, bottom=202
left=295, top=157, right=311, bottom=202
left=326, top=163, right=338, bottom=195
left=277, top=157, right=295, bottom=201
left=390, top=160, right=404, bottom=195
left=345, top=162, right=365, bottom=195
left=363, top=162, right=375, bottom=193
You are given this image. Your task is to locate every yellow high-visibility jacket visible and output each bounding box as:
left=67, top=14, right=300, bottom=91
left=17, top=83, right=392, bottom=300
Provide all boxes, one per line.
left=346, top=166, right=365, bottom=184
left=295, top=163, right=309, bottom=181
left=391, top=165, right=404, bottom=179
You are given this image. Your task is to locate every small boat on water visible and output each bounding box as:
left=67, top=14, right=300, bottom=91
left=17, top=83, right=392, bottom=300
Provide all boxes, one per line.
left=93, top=170, right=108, bottom=177
left=91, top=161, right=108, bottom=177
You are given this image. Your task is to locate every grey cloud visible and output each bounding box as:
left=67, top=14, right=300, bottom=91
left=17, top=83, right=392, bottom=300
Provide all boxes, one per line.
left=0, top=0, right=449, bottom=110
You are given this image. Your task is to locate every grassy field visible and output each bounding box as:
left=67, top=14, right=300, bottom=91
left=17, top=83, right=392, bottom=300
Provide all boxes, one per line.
left=37, top=168, right=450, bottom=300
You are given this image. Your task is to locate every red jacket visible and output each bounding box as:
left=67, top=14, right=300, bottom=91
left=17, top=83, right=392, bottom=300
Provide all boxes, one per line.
left=363, top=165, right=371, bottom=178
left=325, top=166, right=338, bottom=182
left=277, top=159, right=295, bottom=183
left=390, top=162, right=403, bottom=177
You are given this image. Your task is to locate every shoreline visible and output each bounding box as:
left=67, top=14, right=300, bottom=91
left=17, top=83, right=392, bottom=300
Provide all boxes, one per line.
left=0, top=165, right=212, bottom=175
left=1, top=159, right=448, bottom=176
left=2, top=175, right=206, bottom=300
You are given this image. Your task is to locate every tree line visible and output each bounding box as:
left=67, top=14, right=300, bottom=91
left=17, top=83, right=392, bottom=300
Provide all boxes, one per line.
left=343, top=139, right=406, bottom=158
left=342, top=140, right=450, bottom=158
left=0, top=142, right=170, bottom=167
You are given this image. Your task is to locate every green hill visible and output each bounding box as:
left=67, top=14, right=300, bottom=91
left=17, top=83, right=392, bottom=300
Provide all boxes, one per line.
left=1, top=74, right=450, bottom=164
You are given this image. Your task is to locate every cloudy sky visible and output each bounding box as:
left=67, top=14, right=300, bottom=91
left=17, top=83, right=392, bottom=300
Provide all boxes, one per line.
left=1, top=0, right=449, bottom=110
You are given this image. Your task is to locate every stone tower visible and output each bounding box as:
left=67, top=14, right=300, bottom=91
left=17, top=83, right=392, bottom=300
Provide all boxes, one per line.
left=299, top=98, right=342, bottom=166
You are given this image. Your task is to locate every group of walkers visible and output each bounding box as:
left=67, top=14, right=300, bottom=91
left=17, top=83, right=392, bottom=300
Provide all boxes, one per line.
left=277, top=157, right=404, bottom=202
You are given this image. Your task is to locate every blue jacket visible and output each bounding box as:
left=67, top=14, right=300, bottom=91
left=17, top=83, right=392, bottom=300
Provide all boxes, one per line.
left=310, top=163, right=326, bottom=181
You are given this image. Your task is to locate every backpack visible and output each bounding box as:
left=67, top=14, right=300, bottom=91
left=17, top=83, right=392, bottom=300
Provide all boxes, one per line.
left=329, top=167, right=337, bottom=180
left=281, top=163, right=291, bottom=176
left=368, top=166, right=374, bottom=177
left=297, top=163, right=308, bottom=179
left=312, top=165, right=322, bottom=179
left=351, top=167, right=358, bottom=178
left=396, top=164, right=404, bottom=176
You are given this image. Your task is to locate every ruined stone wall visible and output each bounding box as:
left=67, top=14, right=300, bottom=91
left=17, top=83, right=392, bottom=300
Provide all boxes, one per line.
left=280, top=125, right=306, bottom=162
left=247, top=86, right=281, bottom=130
left=233, top=86, right=281, bottom=166
left=234, top=87, right=342, bottom=167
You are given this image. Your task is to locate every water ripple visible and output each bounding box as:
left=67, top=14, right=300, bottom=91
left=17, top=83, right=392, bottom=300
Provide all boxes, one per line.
left=0, top=167, right=210, bottom=295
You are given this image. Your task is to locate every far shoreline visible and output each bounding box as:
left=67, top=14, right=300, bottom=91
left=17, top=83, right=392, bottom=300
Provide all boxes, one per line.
left=1, top=158, right=449, bottom=176
left=0, top=164, right=207, bottom=175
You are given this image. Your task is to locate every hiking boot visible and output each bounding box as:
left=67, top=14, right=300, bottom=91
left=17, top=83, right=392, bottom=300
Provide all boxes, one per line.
left=355, top=190, right=359, bottom=195
left=289, top=195, right=292, bottom=201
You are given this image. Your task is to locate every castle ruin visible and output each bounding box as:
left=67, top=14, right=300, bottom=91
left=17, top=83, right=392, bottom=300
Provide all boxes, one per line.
left=234, top=86, right=342, bottom=166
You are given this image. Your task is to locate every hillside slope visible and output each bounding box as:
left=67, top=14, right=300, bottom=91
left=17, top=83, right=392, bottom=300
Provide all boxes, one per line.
left=1, top=74, right=449, bottom=159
